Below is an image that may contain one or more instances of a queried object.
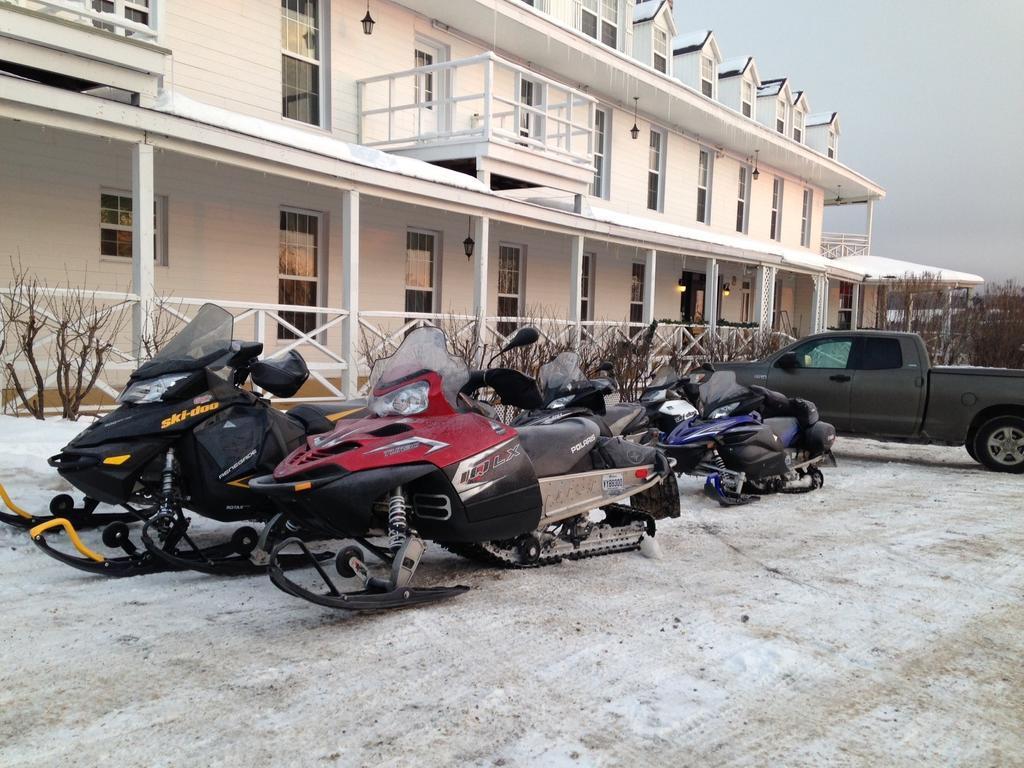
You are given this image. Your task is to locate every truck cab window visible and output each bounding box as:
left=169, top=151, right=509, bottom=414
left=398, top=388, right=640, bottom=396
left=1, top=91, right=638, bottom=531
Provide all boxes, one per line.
left=788, top=338, right=853, bottom=369
left=859, top=338, right=903, bottom=370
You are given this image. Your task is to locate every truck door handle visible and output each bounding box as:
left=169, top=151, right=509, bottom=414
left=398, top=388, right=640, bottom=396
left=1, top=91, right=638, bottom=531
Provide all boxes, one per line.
left=829, top=374, right=851, bottom=382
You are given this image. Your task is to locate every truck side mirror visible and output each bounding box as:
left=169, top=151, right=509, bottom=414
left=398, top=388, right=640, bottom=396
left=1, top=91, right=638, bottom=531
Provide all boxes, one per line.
left=777, top=351, right=798, bottom=370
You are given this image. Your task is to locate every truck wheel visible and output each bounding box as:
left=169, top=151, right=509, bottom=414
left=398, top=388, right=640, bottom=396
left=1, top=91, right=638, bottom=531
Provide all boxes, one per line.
left=972, top=416, right=1024, bottom=473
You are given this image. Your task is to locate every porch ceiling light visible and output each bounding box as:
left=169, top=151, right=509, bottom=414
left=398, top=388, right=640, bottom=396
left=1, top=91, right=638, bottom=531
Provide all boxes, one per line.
left=463, top=218, right=475, bottom=260
left=630, top=96, right=640, bottom=140
left=752, top=149, right=760, bottom=181
left=361, top=0, right=375, bottom=35
left=722, top=284, right=731, bottom=297
left=676, top=278, right=687, bottom=293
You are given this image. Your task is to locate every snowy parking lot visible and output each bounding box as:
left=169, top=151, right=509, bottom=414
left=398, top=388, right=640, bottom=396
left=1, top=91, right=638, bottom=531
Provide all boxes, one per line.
left=0, top=417, right=1021, bottom=767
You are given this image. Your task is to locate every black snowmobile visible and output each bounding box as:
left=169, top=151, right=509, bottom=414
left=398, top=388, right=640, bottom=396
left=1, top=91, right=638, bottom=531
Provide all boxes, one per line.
left=28, top=303, right=365, bottom=577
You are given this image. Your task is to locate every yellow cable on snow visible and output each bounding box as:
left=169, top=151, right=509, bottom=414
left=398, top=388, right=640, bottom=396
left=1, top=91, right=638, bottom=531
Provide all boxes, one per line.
left=29, top=518, right=106, bottom=563
left=0, top=483, right=33, bottom=521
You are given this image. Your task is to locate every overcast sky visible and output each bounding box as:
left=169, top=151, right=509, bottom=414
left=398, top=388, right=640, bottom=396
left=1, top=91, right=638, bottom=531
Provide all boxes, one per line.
left=677, top=0, right=1024, bottom=283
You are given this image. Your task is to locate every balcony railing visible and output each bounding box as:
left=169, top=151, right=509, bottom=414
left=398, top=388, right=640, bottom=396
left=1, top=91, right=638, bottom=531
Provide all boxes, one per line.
left=6, top=0, right=159, bottom=43
left=357, top=52, right=596, bottom=168
left=821, top=232, right=870, bottom=259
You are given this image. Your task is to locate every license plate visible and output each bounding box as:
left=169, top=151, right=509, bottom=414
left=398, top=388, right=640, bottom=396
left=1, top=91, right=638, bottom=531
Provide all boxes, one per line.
left=602, top=473, right=624, bottom=494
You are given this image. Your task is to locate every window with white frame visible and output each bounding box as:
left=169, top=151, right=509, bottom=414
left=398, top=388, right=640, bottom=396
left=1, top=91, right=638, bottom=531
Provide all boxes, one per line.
left=281, top=0, right=322, bottom=126
left=741, top=79, right=753, bottom=117
left=793, top=109, right=805, bottom=143
left=741, top=280, right=752, bottom=323
left=827, top=129, right=837, bottom=159
left=770, top=178, right=784, bottom=242
left=696, top=148, right=713, bottom=225
left=91, top=0, right=151, bottom=33
left=837, top=281, right=854, bottom=330
left=278, top=209, right=321, bottom=340
left=100, top=191, right=167, bottom=265
left=775, top=98, right=787, bottom=133
left=405, top=230, right=437, bottom=314
left=580, top=0, right=599, bottom=39
left=629, top=262, right=645, bottom=324
left=653, top=28, right=668, bottom=73
left=800, top=188, right=813, bottom=247
left=579, top=0, right=618, bottom=48
left=700, top=56, right=715, bottom=98
left=580, top=252, right=595, bottom=321
left=591, top=107, right=609, bottom=198
left=497, top=244, right=524, bottom=336
left=647, top=129, right=664, bottom=212
left=736, top=166, right=750, bottom=234
left=413, top=48, right=434, bottom=108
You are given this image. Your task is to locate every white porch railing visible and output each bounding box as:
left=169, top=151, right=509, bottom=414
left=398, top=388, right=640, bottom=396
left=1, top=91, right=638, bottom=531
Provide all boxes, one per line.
left=357, top=52, right=596, bottom=168
left=5, top=0, right=159, bottom=43
left=821, top=232, right=870, bottom=259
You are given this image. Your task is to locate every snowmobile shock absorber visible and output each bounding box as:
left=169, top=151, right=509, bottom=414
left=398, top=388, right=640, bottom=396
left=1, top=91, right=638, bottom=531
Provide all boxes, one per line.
left=387, top=487, right=408, bottom=552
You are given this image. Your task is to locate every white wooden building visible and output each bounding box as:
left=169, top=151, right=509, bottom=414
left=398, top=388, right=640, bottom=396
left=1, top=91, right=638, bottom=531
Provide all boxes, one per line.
left=0, top=0, right=982, bottom=402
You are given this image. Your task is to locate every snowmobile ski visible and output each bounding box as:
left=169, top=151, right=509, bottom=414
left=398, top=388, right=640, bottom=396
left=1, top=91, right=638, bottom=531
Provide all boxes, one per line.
left=0, top=483, right=139, bottom=531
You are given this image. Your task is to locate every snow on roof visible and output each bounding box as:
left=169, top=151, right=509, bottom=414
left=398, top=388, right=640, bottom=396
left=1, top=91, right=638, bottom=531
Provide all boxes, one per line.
left=633, top=0, right=667, bottom=24
left=151, top=90, right=489, bottom=193
left=672, top=30, right=712, bottom=55
left=834, top=255, right=984, bottom=285
left=718, top=56, right=751, bottom=78
left=757, top=78, right=787, bottom=97
left=806, top=111, right=838, bottom=127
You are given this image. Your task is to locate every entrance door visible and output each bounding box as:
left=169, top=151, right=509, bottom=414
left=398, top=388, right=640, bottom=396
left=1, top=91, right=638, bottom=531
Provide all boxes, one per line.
left=414, top=39, right=448, bottom=137
left=766, top=335, right=855, bottom=430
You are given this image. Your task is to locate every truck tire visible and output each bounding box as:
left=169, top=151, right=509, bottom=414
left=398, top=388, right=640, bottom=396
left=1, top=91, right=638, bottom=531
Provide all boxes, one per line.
left=972, top=416, right=1024, bottom=473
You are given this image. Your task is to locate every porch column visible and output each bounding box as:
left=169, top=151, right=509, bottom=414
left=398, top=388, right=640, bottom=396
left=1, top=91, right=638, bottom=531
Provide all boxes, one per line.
left=865, top=199, right=875, bottom=251
left=131, top=141, right=155, bottom=358
left=755, top=265, right=777, bottom=332
left=567, top=235, right=584, bottom=342
left=341, top=190, right=360, bottom=396
left=642, top=249, right=657, bottom=324
left=472, top=215, right=490, bottom=347
left=704, top=258, right=719, bottom=331
left=851, top=282, right=861, bottom=330
left=811, top=274, right=829, bottom=333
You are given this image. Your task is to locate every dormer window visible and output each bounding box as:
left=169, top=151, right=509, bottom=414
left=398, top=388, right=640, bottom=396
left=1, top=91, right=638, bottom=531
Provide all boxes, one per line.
left=827, top=129, right=837, bottom=159
left=741, top=79, right=753, bottom=117
left=793, top=110, right=804, bottom=143
left=653, top=27, right=668, bottom=73
left=700, top=55, right=715, bottom=97
left=775, top=99, right=787, bottom=133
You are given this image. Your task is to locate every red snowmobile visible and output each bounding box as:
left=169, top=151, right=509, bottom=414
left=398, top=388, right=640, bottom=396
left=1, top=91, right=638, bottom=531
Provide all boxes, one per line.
left=250, top=326, right=681, bottom=611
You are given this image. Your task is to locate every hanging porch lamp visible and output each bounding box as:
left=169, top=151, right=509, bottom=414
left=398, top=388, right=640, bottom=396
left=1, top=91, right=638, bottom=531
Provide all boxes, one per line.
left=752, top=149, right=760, bottom=181
left=630, top=96, right=640, bottom=140
left=361, top=0, right=375, bottom=35
left=463, top=218, right=475, bottom=260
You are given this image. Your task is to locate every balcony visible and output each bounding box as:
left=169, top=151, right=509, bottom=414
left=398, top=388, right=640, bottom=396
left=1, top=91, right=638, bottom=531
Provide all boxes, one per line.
left=821, top=232, right=870, bottom=260
left=358, top=52, right=597, bottom=194
left=0, top=0, right=166, bottom=103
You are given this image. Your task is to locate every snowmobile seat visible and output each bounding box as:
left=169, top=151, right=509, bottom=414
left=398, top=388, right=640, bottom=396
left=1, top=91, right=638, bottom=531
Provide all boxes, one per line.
left=516, top=418, right=601, bottom=477
left=286, top=404, right=338, bottom=436
left=802, top=420, right=836, bottom=456
left=603, top=403, right=647, bottom=437
left=762, top=417, right=801, bottom=448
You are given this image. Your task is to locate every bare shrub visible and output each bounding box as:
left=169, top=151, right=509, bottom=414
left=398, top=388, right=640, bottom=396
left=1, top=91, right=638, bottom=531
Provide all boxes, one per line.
left=690, top=327, right=789, bottom=366
left=964, top=281, right=1024, bottom=369
left=141, top=295, right=188, bottom=359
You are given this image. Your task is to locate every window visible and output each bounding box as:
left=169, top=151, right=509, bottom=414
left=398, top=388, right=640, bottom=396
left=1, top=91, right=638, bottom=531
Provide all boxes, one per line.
left=278, top=209, right=320, bottom=340
left=281, top=0, right=321, bottom=126
left=740, top=280, right=751, bottom=323
left=788, top=338, right=853, bottom=369
left=653, top=28, right=668, bottom=73
left=696, top=148, right=712, bottom=224
left=497, top=244, right=524, bottom=336
left=414, top=48, right=434, bottom=108
left=837, top=281, right=854, bottom=330
left=630, top=262, right=645, bottom=324
left=405, top=230, right=437, bottom=314
left=793, top=109, right=804, bottom=143
left=741, top=79, right=753, bottom=117
left=100, top=191, right=167, bottom=265
left=775, top=98, right=787, bottom=133
left=580, top=0, right=617, bottom=48
left=770, top=178, right=784, bottom=241
left=91, top=0, right=151, bottom=33
left=580, top=252, right=595, bottom=321
left=827, top=130, right=837, bottom=159
left=591, top=108, right=609, bottom=198
left=700, top=56, right=715, bottom=98
left=647, top=129, right=664, bottom=212
left=800, top=189, right=813, bottom=247
left=736, top=166, right=750, bottom=233
left=858, top=338, right=903, bottom=370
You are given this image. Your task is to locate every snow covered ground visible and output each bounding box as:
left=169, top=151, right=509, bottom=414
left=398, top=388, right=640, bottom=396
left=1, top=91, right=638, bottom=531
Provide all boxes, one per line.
left=0, top=416, right=1021, bottom=767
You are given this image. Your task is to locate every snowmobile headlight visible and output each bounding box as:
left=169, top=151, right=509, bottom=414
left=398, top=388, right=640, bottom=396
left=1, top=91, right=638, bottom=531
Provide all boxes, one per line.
left=373, top=380, right=430, bottom=417
left=707, top=402, right=739, bottom=420
left=547, top=395, right=574, bottom=409
left=640, top=389, right=666, bottom=403
left=118, top=373, right=190, bottom=404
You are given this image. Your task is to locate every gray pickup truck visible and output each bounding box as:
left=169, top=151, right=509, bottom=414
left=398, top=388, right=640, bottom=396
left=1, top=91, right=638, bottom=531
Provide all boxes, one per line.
left=715, top=331, right=1024, bottom=473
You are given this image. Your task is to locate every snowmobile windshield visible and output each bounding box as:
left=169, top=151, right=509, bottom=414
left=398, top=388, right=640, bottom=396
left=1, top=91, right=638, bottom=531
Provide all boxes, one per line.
left=368, top=326, right=469, bottom=413
left=698, top=371, right=751, bottom=416
left=132, top=304, right=235, bottom=379
left=537, top=352, right=588, bottom=403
